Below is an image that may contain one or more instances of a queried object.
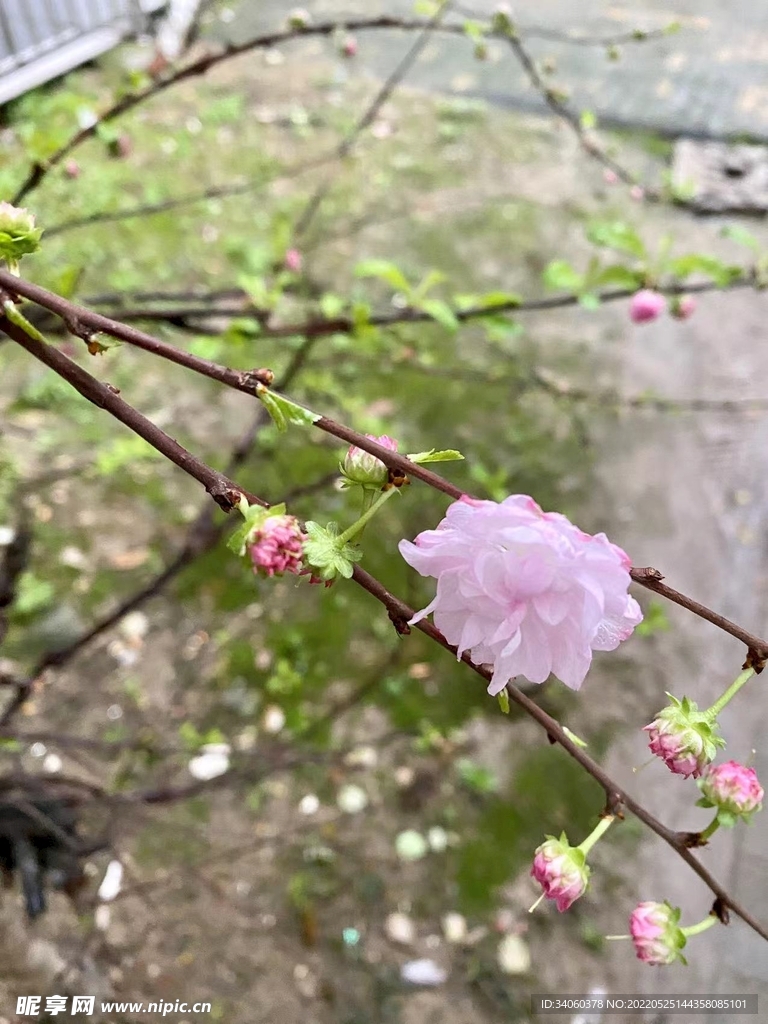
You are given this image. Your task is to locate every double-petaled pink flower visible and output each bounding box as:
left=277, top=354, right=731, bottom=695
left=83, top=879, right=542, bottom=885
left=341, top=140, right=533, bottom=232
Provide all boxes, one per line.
left=629, top=901, right=687, bottom=966
left=698, top=761, right=764, bottom=821
left=629, top=289, right=665, bottom=323
left=399, top=495, right=641, bottom=693
left=531, top=836, right=589, bottom=912
left=248, top=514, right=304, bottom=578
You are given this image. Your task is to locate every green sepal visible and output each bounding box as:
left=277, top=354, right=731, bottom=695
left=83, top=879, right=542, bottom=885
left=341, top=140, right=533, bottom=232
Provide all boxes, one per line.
left=497, top=690, right=510, bottom=714
left=0, top=226, right=43, bottom=262
left=227, top=500, right=286, bottom=557
left=303, top=521, right=362, bottom=580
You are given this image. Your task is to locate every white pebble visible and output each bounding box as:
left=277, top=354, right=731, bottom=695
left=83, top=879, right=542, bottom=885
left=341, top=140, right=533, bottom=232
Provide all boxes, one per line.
left=98, top=860, right=123, bottom=902
left=497, top=934, right=531, bottom=975
left=385, top=911, right=416, bottom=945
left=188, top=743, right=230, bottom=781
left=299, top=794, right=320, bottom=816
left=442, top=912, right=467, bottom=944
left=400, top=959, right=447, bottom=986
left=262, top=705, right=286, bottom=734
left=395, top=830, right=428, bottom=861
left=337, top=784, right=368, bottom=814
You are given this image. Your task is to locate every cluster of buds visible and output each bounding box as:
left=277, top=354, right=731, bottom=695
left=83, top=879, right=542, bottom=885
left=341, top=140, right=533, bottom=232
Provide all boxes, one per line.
left=629, top=289, right=695, bottom=324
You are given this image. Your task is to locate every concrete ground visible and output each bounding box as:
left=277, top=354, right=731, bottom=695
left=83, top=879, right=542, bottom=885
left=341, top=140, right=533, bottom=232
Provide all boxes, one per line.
left=212, top=0, right=768, bottom=140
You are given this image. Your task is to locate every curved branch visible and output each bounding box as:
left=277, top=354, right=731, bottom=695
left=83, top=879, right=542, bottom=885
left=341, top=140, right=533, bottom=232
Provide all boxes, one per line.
left=350, top=564, right=768, bottom=944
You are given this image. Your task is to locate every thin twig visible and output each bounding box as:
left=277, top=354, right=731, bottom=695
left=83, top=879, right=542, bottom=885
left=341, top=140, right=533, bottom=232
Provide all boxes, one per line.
left=0, top=313, right=264, bottom=513
left=293, top=1, right=455, bottom=238
left=349, top=563, right=768, bottom=944
left=505, top=33, right=657, bottom=196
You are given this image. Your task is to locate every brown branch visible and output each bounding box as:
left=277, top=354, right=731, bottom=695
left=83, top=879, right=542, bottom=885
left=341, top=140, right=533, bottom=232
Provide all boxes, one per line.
left=0, top=313, right=264, bottom=514
left=0, top=335, right=320, bottom=726
left=9, top=16, right=475, bottom=205
left=293, top=1, right=455, bottom=238
left=629, top=567, right=768, bottom=660
left=5, top=279, right=768, bottom=944
left=349, top=563, right=768, bottom=944
left=504, top=33, right=658, bottom=197
left=6, top=270, right=768, bottom=663
left=11, top=12, right=670, bottom=209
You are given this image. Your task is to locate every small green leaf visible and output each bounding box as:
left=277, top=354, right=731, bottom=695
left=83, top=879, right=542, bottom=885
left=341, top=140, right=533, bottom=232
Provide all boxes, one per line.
left=419, top=298, right=459, bottom=331
left=407, top=449, right=464, bottom=464
left=586, top=220, right=646, bottom=259
left=477, top=290, right=522, bottom=308
left=256, top=386, right=319, bottom=433
left=320, top=293, right=346, bottom=319
left=580, top=109, right=597, bottom=130
left=497, top=690, right=510, bottom=714
left=543, top=260, right=584, bottom=292
left=592, top=264, right=644, bottom=289
left=13, top=573, right=55, bottom=617
left=354, top=259, right=411, bottom=293
left=3, top=300, right=47, bottom=342
left=669, top=254, right=741, bottom=286
left=720, top=224, right=761, bottom=252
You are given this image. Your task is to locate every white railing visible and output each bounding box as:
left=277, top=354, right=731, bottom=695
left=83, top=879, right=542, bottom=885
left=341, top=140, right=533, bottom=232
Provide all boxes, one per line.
left=0, top=0, right=164, bottom=104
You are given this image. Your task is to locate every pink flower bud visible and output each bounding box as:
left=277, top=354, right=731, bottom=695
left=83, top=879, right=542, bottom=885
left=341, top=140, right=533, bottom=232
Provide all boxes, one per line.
left=644, top=696, right=724, bottom=778
left=630, top=184, right=645, bottom=201
left=629, top=289, right=665, bottom=324
left=64, top=159, right=81, bottom=179
left=284, top=248, right=303, bottom=273
left=341, top=35, right=357, bottom=57
left=342, top=434, right=398, bottom=488
left=671, top=294, right=695, bottom=319
left=247, top=514, right=304, bottom=578
left=698, top=761, right=763, bottom=821
left=531, top=836, right=589, bottom=912
left=603, top=169, right=618, bottom=185
left=630, top=901, right=686, bottom=966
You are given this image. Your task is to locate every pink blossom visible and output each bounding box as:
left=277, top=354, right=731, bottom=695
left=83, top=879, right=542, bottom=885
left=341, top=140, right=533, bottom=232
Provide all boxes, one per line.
left=699, top=761, right=763, bottom=819
left=64, top=159, right=81, bottom=179
left=399, top=495, right=642, bottom=693
left=630, top=184, right=645, bottom=201
left=531, top=837, right=589, bottom=912
left=342, top=434, right=398, bottom=488
left=341, top=35, right=358, bottom=57
left=248, top=514, right=304, bottom=577
left=603, top=169, right=618, bottom=185
left=672, top=294, right=696, bottom=320
left=644, top=696, right=723, bottom=779
left=629, top=289, right=665, bottom=324
left=629, top=901, right=686, bottom=966
left=284, top=248, right=303, bottom=273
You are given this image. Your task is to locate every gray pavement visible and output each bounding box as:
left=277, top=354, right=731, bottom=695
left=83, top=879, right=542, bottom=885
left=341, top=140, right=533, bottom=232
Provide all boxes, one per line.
left=211, top=1, right=768, bottom=140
